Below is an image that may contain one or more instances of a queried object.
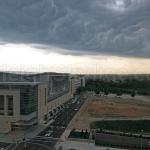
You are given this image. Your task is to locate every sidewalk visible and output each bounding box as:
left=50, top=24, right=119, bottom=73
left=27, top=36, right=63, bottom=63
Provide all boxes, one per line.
left=60, top=99, right=89, bottom=142
left=55, top=140, right=127, bottom=150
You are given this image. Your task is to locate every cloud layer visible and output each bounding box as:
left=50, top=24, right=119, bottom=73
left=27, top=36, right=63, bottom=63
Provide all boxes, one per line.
left=0, top=0, right=150, bottom=57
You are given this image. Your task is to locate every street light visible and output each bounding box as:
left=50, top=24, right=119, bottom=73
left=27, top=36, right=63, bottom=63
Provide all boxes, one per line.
left=141, top=129, right=143, bottom=150
left=65, top=105, right=69, bottom=126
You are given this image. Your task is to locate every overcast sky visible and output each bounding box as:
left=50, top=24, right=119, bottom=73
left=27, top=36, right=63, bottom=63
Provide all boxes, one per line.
left=0, top=0, right=150, bottom=74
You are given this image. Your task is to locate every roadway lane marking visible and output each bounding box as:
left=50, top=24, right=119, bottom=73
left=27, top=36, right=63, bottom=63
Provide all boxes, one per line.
left=34, top=136, right=59, bottom=140
left=5, top=144, right=13, bottom=150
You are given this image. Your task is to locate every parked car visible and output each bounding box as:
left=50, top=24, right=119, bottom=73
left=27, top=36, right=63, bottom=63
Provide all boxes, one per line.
left=45, top=131, right=53, bottom=137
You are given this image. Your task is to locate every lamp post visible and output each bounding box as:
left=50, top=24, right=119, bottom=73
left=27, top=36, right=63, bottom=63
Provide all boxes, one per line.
left=141, top=129, right=143, bottom=150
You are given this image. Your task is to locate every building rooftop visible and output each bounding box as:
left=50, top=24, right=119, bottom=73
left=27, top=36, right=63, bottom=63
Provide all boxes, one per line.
left=0, top=71, right=70, bottom=76
left=0, top=82, right=41, bottom=86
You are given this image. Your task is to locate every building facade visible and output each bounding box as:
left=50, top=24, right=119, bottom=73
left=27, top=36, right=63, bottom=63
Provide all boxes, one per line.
left=0, top=72, right=84, bottom=133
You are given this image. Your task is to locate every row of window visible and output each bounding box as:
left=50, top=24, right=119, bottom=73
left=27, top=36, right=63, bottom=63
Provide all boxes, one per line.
left=0, top=95, right=13, bottom=116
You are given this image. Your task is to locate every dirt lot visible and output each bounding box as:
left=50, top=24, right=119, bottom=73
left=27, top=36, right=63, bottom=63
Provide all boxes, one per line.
left=74, top=96, right=150, bottom=130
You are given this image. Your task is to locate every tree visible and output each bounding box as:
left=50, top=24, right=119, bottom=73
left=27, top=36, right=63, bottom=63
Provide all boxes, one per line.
left=95, top=89, right=100, bottom=95
left=131, top=91, right=136, bottom=99
left=116, top=89, right=122, bottom=98
left=80, top=129, right=84, bottom=137
left=76, top=87, right=86, bottom=94
left=104, top=90, right=109, bottom=96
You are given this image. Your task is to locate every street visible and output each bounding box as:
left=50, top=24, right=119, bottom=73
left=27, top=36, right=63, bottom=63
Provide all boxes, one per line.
left=11, top=97, right=85, bottom=150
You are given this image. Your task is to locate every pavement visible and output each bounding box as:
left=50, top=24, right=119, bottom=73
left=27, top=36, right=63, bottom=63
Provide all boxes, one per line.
left=55, top=140, right=126, bottom=150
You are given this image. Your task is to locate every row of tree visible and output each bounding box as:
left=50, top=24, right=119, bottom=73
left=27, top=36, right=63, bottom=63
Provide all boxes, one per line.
left=77, top=79, right=150, bottom=96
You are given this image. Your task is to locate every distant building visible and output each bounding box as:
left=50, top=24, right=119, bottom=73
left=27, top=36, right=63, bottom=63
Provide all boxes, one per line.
left=0, top=72, right=85, bottom=133
left=70, top=75, right=85, bottom=96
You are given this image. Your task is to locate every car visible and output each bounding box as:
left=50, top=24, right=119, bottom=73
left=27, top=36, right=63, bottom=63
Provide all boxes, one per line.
left=45, top=133, right=51, bottom=137
left=45, top=130, right=53, bottom=137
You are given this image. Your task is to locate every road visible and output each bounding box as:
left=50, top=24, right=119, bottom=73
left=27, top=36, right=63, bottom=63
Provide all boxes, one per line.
left=0, top=143, right=15, bottom=150
left=13, top=97, right=85, bottom=150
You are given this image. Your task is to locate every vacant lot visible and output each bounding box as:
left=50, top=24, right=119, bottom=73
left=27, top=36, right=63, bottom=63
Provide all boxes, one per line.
left=86, top=98, right=150, bottom=118
left=74, top=97, right=150, bottom=130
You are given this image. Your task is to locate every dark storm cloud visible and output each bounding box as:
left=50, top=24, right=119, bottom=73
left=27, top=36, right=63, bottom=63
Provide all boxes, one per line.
left=0, top=0, right=150, bottom=57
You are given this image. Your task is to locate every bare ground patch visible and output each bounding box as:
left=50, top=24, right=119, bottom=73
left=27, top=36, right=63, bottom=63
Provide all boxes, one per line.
left=74, top=97, right=150, bottom=130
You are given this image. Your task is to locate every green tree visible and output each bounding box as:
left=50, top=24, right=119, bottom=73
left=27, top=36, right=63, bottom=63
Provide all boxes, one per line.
left=116, top=90, right=122, bottom=97
left=104, top=90, right=109, bottom=96
left=131, top=91, right=136, bottom=99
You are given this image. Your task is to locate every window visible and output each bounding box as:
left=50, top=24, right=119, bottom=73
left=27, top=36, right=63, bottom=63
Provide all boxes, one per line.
left=0, top=95, right=4, bottom=115
left=7, top=95, right=14, bottom=116
left=45, top=88, right=47, bottom=105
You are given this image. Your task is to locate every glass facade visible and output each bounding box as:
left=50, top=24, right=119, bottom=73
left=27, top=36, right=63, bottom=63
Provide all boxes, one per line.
left=0, top=84, right=38, bottom=115
left=48, top=76, right=69, bottom=101
left=20, top=85, right=38, bottom=115
left=0, top=95, right=4, bottom=115
left=45, top=88, right=47, bottom=105
left=7, top=95, right=13, bottom=116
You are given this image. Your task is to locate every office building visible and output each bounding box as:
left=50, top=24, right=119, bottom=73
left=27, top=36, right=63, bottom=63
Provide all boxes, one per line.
left=0, top=72, right=84, bottom=133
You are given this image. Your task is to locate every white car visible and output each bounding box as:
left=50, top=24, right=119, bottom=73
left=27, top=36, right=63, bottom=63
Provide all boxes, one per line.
left=45, top=131, right=53, bottom=137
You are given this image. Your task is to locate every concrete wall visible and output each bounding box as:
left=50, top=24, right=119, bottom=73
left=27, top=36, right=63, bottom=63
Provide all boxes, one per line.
left=37, top=84, right=48, bottom=124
